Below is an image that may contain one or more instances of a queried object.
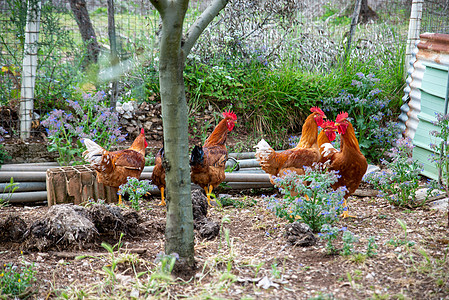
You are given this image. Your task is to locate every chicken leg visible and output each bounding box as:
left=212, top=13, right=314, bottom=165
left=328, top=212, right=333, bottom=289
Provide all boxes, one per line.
left=204, top=185, right=214, bottom=207
left=340, top=199, right=356, bottom=218
left=158, top=187, right=166, bottom=206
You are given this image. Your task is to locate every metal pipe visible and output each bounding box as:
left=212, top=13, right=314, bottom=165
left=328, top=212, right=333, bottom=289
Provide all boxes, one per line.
left=0, top=182, right=46, bottom=192
left=0, top=191, right=47, bottom=204
left=0, top=172, right=46, bottom=182
left=0, top=163, right=58, bottom=172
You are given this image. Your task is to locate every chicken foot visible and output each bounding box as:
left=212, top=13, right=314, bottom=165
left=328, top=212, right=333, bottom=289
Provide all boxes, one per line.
left=158, top=187, right=166, bottom=206
left=340, top=199, right=356, bottom=219
left=204, top=185, right=214, bottom=207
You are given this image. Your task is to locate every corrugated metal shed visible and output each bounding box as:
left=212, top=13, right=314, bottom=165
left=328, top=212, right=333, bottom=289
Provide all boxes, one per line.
left=403, top=33, right=449, bottom=180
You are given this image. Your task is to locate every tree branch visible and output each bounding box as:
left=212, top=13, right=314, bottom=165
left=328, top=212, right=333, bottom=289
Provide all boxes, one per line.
left=149, top=0, right=168, bottom=13
left=182, top=0, right=228, bottom=59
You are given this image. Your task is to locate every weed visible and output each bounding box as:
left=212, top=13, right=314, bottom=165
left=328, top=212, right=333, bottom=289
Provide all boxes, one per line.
left=364, top=138, right=425, bottom=207
left=218, top=195, right=256, bottom=208
left=0, top=177, right=18, bottom=207
left=264, top=163, right=345, bottom=232
left=366, top=236, right=378, bottom=257
left=0, top=252, right=36, bottom=297
left=341, top=230, right=359, bottom=256
left=118, top=177, right=152, bottom=210
left=319, top=224, right=341, bottom=255
left=430, top=112, right=449, bottom=196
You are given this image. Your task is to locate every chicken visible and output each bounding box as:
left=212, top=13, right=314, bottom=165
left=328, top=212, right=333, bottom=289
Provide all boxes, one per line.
left=151, top=147, right=166, bottom=206
left=254, top=106, right=326, bottom=183
left=190, top=110, right=237, bottom=207
left=320, top=112, right=368, bottom=218
left=317, top=120, right=338, bottom=164
left=83, top=128, right=148, bottom=204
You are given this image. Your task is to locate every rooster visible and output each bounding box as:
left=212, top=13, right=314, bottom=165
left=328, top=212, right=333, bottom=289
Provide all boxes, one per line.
left=190, top=110, right=237, bottom=207
left=254, top=106, right=326, bottom=183
left=317, top=120, right=338, bottom=164
left=151, top=147, right=166, bottom=206
left=320, top=112, right=368, bottom=218
left=83, top=128, right=148, bottom=204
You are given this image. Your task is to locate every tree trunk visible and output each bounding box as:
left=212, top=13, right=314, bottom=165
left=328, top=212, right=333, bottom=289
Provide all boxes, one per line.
left=149, top=0, right=229, bottom=274
left=69, top=0, right=100, bottom=65
left=158, top=1, right=195, bottom=270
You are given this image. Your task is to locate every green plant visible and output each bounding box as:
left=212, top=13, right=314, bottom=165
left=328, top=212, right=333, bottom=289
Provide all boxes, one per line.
left=366, top=236, right=378, bottom=257
left=118, top=177, right=152, bottom=210
left=322, top=72, right=402, bottom=162
left=0, top=253, right=36, bottom=296
left=430, top=112, right=449, bottom=195
left=153, top=252, right=179, bottom=276
left=218, top=195, right=256, bottom=208
left=364, top=137, right=425, bottom=207
left=100, top=233, right=125, bottom=283
left=341, top=230, right=358, bottom=256
left=41, top=91, right=127, bottom=166
left=386, top=219, right=415, bottom=248
left=0, top=177, right=18, bottom=207
left=264, top=164, right=345, bottom=232
left=271, top=259, right=281, bottom=279
left=319, top=224, right=342, bottom=255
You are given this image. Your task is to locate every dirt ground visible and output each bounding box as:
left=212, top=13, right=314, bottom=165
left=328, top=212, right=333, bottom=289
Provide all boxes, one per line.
left=0, top=187, right=448, bottom=300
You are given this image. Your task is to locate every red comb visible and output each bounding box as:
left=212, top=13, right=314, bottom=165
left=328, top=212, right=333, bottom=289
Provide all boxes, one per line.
left=335, top=112, right=349, bottom=123
left=223, top=109, right=237, bottom=121
left=310, top=106, right=325, bottom=116
left=141, top=128, right=145, bottom=134
left=322, top=120, right=336, bottom=128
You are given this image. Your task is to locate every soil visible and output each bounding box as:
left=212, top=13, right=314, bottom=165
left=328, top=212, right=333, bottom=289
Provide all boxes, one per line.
left=0, top=188, right=448, bottom=299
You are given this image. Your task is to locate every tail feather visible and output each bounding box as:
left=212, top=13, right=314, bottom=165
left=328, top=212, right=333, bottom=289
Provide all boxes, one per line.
left=254, top=139, right=273, bottom=162
left=190, top=145, right=204, bottom=166
left=83, top=139, right=107, bottom=167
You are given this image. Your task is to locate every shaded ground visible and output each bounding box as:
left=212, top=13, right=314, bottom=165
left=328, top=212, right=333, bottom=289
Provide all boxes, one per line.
left=0, top=188, right=448, bottom=299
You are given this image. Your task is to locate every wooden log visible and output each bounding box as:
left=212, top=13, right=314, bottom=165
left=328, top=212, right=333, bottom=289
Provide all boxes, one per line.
left=46, top=165, right=118, bottom=206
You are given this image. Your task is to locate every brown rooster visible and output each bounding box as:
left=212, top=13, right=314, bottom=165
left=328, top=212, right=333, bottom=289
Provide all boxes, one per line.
left=83, top=128, right=148, bottom=204
left=317, top=120, right=338, bottom=164
left=321, top=112, right=368, bottom=218
left=151, top=147, right=166, bottom=206
left=190, top=110, right=237, bottom=207
left=254, top=106, right=326, bottom=183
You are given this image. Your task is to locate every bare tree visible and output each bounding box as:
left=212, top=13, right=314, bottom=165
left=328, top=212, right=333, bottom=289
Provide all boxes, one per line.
left=69, top=0, right=100, bottom=65
left=148, top=0, right=229, bottom=271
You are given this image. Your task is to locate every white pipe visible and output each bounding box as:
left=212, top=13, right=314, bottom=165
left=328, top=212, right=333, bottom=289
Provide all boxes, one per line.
left=20, top=0, right=42, bottom=140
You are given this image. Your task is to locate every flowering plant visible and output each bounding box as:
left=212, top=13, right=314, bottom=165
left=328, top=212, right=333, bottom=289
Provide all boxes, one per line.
left=118, top=177, right=152, bottom=210
left=41, top=91, right=127, bottom=166
left=430, top=112, right=449, bottom=194
left=364, top=137, right=424, bottom=207
left=264, top=163, right=346, bottom=232
left=322, top=72, right=401, bottom=162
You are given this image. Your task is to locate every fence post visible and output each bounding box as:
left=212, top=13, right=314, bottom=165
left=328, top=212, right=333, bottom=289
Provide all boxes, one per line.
left=107, top=0, right=119, bottom=111
left=344, top=0, right=362, bottom=62
left=20, top=0, right=41, bottom=140
left=405, top=0, right=423, bottom=79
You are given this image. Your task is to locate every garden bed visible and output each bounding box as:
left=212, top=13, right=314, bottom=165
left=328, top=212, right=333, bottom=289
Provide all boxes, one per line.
left=0, top=189, right=448, bottom=299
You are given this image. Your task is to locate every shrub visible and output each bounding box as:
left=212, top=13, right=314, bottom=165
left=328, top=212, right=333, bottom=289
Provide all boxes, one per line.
left=118, top=177, right=152, bottom=210
left=364, top=137, right=425, bottom=207
left=264, top=163, right=346, bottom=232
left=322, top=72, right=402, bottom=162
left=41, top=91, right=127, bottom=166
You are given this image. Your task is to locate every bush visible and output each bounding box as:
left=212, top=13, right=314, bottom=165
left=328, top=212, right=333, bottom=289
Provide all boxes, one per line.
left=41, top=91, right=127, bottom=166
left=322, top=72, right=402, bottom=162
left=264, top=163, right=346, bottom=232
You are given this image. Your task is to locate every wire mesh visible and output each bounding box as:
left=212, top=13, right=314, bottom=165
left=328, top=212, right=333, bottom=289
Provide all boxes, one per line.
left=0, top=0, right=448, bottom=141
